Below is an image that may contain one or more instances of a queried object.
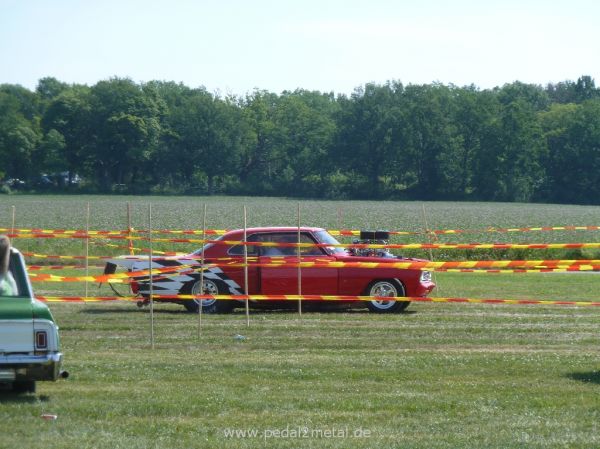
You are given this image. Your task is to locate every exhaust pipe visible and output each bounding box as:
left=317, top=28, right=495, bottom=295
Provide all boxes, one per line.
left=59, top=370, right=69, bottom=379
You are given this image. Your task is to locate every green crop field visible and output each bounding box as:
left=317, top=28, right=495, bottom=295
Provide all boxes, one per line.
left=4, top=194, right=600, bottom=260
left=1, top=195, right=599, bottom=448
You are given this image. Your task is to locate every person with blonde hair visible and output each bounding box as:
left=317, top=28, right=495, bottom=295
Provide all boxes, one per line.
left=0, top=235, right=17, bottom=296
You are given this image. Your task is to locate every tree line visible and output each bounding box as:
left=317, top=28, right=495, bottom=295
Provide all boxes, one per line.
left=1, top=76, right=599, bottom=204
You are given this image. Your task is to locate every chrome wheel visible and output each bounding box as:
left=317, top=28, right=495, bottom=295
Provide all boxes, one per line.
left=191, top=279, right=218, bottom=308
left=369, top=280, right=398, bottom=310
left=366, top=279, right=409, bottom=313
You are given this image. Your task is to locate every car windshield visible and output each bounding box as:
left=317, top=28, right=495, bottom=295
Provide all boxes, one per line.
left=314, top=230, right=347, bottom=255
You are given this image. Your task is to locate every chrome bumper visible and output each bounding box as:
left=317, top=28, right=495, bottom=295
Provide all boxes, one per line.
left=0, top=352, right=63, bottom=381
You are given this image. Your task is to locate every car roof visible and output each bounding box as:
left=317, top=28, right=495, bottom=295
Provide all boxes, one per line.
left=9, top=247, right=22, bottom=256
left=225, top=226, right=325, bottom=235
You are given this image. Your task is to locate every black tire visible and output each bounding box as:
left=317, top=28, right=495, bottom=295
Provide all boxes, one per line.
left=183, top=278, right=235, bottom=314
left=12, top=380, right=36, bottom=394
left=365, top=279, right=410, bottom=313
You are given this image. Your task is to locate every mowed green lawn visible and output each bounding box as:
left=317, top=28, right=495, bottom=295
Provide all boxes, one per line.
left=1, top=195, right=599, bottom=448
left=2, top=299, right=599, bottom=449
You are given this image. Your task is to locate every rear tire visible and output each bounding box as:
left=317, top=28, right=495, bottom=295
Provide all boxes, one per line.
left=365, top=279, right=410, bottom=313
left=183, top=278, right=234, bottom=314
left=12, top=380, right=36, bottom=394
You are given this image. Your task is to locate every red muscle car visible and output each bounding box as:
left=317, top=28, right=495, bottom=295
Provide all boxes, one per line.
left=105, top=227, right=435, bottom=313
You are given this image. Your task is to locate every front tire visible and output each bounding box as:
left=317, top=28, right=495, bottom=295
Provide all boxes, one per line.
left=365, top=279, right=410, bottom=313
left=183, top=278, right=234, bottom=314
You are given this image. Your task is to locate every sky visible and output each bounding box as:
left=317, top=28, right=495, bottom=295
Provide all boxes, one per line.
left=1, top=0, right=599, bottom=95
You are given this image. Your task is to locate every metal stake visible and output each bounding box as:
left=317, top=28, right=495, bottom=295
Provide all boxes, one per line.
left=421, top=203, right=440, bottom=295
left=297, top=203, right=302, bottom=317
left=198, top=203, right=206, bottom=338
left=148, top=204, right=155, bottom=349
left=127, top=202, right=134, bottom=256
left=10, top=205, right=15, bottom=236
left=244, top=205, right=250, bottom=327
left=84, top=202, right=90, bottom=299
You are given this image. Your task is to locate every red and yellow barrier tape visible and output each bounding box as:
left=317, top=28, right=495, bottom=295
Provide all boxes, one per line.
left=10, top=231, right=600, bottom=251
left=39, top=296, right=132, bottom=302
left=5, top=225, right=600, bottom=237
left=29, top=263, right=207, bottom=283
left=0, top=228, right=129, bottom=235
left=23, top=252, right=113, bottom=260
left=36, top=294, right=600, bottom=307
left=24, top=264, right=600, bottom=276
left=22, top=250, right=183, bottom=260
left=90, top=240, right=183, bottom=256
left=27, top=265, right=104, bottom=270
left=26, top=258, right=600, bottom=283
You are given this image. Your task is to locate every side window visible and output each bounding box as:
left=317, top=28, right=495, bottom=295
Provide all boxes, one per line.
left=299, top=233, right=324, bottom=256
left=227, top=234, right=259, bottom=256
left=259, top=233, right=324, bottom=256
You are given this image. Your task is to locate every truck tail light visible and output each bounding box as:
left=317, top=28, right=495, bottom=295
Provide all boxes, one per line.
left=35, top=331, right=48, bottom=349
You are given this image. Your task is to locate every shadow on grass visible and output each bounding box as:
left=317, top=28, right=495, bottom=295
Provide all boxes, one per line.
left=81, top=306, right=145, bottom=314
left=567, top=371, right=600, bottom=385
left=0, top=391, right=50, bottom=403
left=80, top=305, right=418, bottom=316
left=81, top=307, right=364, bottom=315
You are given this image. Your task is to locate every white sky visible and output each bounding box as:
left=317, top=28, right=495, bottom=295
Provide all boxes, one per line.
left=1, top=0, right=599, bottom=95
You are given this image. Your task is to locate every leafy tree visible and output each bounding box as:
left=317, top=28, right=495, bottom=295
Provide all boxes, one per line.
left=2, top=75, right=600, bottom=204
left=36, top=77, right=69, bottom=102
left=335, top=82, right=406, bottom=198
left=498, top=99, right=546, bottom=202
left=497, top=81, right=550, bottom=111
left=574, top=76, right=598, bottom=102
left=545, top=76, right=598, bottom=104
left=167, top=89, right=243, bottom=194
left=87, top=78, right=162, bottom=190
left=401, top=83, right=463, bottom=199
left=541, top=100, right=600, bottom=203
left=41, top=85, right=92, bottom=185
left=473, top=86, right=546, bottom=202
left=273, top=90, right=338, bottom=196
left=37, top=129, right=66, bottom=176
left=144, top=81, right=194, bottom=190
left=0, top=89, right=41, bottom=180
left=238, top=90, right=281, bottom=194
left=451, top=87, right=499, bottom=198
left=0, top=84, right=40, bottom=121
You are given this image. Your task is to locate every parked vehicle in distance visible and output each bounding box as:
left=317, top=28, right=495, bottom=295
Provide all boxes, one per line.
left=105, top=227, right=435, bottom=314
left=0, top=238, right=68, bottom=394
left=2, top=178, right=26, bottom=190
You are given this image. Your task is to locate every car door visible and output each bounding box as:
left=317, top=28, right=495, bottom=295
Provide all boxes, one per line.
left=216, top=233, right=260, bottom=295
left=257, top=232, right=338, bottom=296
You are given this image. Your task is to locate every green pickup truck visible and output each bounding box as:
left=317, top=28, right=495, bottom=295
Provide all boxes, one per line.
left=0, top=240, right=67, bottom=394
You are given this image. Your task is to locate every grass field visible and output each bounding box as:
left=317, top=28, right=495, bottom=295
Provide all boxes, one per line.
left=1, top=195, right=599, bottom=448
left=1, top=301, right=599, bottom=449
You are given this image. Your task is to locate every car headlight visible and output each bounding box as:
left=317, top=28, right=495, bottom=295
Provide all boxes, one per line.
left=420, top=271, right=432, bottom=282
